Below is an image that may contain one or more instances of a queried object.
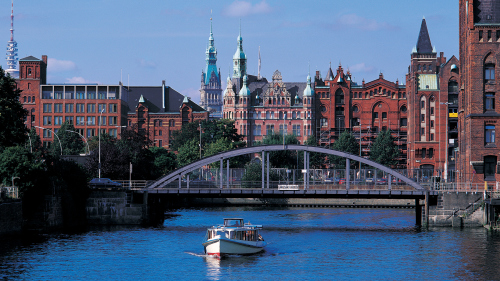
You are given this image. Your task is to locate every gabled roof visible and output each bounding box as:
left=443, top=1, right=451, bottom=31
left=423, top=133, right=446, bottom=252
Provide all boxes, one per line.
left=20, top=55, right=41, bottom=61
left=416, top=18, right=433, bottom=54
left=127, top=85, right=206, bottom=114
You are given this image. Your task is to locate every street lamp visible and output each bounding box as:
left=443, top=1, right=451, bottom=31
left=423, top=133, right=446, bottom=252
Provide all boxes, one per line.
left=66, top=130, right=90, bottom=155
left=99, top=108, right=105, bottom=178
left=34, top=126, right=62, bottom=155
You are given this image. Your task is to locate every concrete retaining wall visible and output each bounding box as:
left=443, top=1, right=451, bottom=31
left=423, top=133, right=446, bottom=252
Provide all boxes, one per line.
left=0, top=201, right=22, bottom=235
left=428, top=192, right=485, bottom=227
left=86, top=191, right=145, bottom=225
left=187, top=198, right=415, bottom=208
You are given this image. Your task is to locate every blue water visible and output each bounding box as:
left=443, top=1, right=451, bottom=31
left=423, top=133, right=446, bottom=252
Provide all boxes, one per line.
left=1, top=207, right=500, bottom=280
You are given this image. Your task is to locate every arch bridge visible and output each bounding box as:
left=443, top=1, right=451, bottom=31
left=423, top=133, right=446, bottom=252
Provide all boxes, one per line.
left=148, top=144, right=424, bottom=191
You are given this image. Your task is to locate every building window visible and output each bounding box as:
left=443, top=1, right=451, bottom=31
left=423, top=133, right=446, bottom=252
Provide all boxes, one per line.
left=76, top=116, right=84, bottom=125
left=43, top=116, right=52, bottom=125
left=382, top=112, right=387, bottom=119
left=65, top=116, right=74, bottom=124
left=353, top=106, right=359, bottom=112
left=485, top=125, right=496, bottom=144
left=421, top=127, right=425, bottom=136
left=109, top=104, right=118, bottom=113
left=76, top=92, right=85, bottom=99
left=430, top=120, right=434, bottom=128
left=98, top=104, right=106, bottom=113
left=158, top=140, right=163, bottom=147
left=373, top=112, right=379, bottom=119
left=87, top=104, right=96, bottom=113
left=420, top=100, right=425, bottom=109
left=28, top=68, right=32, bottom=76
left=109, top=129, right=117, bottom=138
left=485, top=93, right=495, bottom=111
left=76, top=103, right=85, bottom=113
left=421, top=114, right=425, bottom=122
left=320, top=118, right=328, bottom=127
left=430, top=133, right=434, bottom=141
left=485, top=64, right=495, bottom=82
left=429, top=148, right=434, bottom=158
left=266, top=125, right=274, bottom=135
left=87, top=129, right=95, bottom=138
left=335, top=89, right=344, bottom=104
left=65, top=103, right=74, bottom=113
left=352, top=118, right=360, bottom=126
left=54, top=103, right=63, bottom=113
left=292, top=125, right=301, bottom=136
left=422, top=148, right=427, bottom=158
left=87, top=116, right=96, bottom=126
left=43, top=104, right=52, bottom=113
left=430, top=107, right=434, bottom=115
left=253, top=125, right=261, bottom=136
left=279, top=124, right=287, bottom=135
left=98, top=116, right=106, bottom=126
left=43, top=129, right=51, bottom=138
left=109, top=116, right=117, bottom=125
left=485, top=156, right=497, bottom=179
left=54, top=116, right=63, bottom=125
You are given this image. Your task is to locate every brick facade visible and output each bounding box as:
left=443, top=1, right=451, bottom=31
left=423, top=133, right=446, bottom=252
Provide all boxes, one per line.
left=458, top=0, right=500, bottom=183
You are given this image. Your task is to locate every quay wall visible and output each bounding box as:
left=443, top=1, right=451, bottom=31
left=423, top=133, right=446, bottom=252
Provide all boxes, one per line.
left=0, top=201, right=22, bottom=235
left=427, top=192, right=485, bottom=227
left=86, top=191, right=146, bottom=225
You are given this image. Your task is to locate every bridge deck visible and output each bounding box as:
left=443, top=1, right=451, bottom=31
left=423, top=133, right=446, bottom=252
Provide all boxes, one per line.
left=135, top=188, right=437, bottom=200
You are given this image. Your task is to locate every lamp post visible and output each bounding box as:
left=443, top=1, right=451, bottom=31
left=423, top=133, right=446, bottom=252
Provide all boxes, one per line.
left=66, top=130, right=90, bottom=155
left=199, top=122, right=202, bottom=159
left=440, top=102, right=452, bottom=182
left=99, top=108, right=105, bottom=178
left=34, top=126, right=62, bottom=155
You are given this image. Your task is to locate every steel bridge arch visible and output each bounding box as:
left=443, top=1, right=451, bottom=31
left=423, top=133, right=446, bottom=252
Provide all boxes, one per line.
left=148, top=145, right=423, bottom=190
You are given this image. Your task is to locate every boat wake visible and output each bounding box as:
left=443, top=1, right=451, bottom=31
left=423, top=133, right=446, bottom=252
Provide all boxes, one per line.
left=185, top=252, right=209, bottom=258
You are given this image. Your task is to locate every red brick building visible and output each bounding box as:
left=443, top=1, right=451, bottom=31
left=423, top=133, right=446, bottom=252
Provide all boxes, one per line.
left=16, top=55, right=208, bottom=151
left=127, top=84, right=209, bottom=149
left=406, top=18, right=460, bottom=180
left=458, top=0, right=500, bottom=183
left=315, top=64, right=408, bottom=168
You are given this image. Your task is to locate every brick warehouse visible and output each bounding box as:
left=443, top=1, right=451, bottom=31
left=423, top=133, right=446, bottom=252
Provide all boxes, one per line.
left=458, top=0, right=500, bottom=183
left=16, top=55, right=208, bottom=150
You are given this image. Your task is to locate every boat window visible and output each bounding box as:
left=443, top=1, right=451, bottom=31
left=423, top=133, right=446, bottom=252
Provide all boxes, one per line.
left=224, top=219, right=243, bottom=227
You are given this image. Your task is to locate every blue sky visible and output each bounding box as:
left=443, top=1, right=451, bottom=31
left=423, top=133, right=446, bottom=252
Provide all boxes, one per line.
left=2, top=0, right=458, bottom=104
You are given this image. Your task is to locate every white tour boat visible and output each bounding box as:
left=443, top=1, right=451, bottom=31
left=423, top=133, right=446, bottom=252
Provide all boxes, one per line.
left=202, top=218, right=266, bottom=257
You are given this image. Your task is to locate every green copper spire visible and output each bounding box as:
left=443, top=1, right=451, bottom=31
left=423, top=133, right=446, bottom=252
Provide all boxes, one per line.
left=233, top=20, right=246, bottom=78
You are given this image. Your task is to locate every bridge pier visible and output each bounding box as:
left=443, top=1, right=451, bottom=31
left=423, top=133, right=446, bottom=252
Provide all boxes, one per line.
left=262, top=151, right=265, bottom=189
left=220, top=158, right=223, bottom=189
left=415, top=198, right=422, bottom=226
left=346, top=159, right=350, bottom=190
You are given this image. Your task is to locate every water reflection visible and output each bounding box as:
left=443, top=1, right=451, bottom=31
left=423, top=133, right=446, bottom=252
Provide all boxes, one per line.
left=203, top=254, right=263, bottom=281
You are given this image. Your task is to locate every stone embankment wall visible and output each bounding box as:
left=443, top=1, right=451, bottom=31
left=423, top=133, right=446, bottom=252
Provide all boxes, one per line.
left=428, top=192, right=485, bottom=227
left=186, top=198, right=415, bottom=208
left=0, top=201, right=22, bottom=235
left=86, top=191, right=145, bottom=225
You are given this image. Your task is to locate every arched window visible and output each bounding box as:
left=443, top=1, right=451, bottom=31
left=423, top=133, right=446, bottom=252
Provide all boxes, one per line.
left=485, top=64, right=495, bottom=82
left=335, top=89, right=344, bottom=104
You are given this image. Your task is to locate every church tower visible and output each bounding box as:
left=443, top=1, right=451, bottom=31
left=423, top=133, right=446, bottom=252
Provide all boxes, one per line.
left=200, top=18, right=222, bottom=118
left=233, top=24, right=247, bottom=79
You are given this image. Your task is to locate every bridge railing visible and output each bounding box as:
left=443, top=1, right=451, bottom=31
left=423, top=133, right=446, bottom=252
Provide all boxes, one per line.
left=159, top=179, right=417, bottom=191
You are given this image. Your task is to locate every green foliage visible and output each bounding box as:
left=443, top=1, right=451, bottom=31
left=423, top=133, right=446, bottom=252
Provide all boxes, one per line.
left=203, top=138, right=249, bottom=168
left=369, top=130, right=399, bottom=167
left=257, top=133, right=299, bottom=169
left=149, top=146, right=177, bottom=178
left=329, top=130, right=360, bottom=169
left=241, top=160, right=279, bottom=186
left=0, top=67, right=27, bottom=148
left=0, top=146, right=45, bottom=195
left=49, top=122, right=85, bottom=157
left=170, top=119, right=246, bottom=153
left=177, top=139, right=200, bottom=167
left=304, top=135, right=325, bottom=168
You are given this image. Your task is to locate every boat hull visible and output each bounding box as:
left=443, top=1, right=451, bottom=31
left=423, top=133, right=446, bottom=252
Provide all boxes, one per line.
left=203, top=238, right=266, bottom=256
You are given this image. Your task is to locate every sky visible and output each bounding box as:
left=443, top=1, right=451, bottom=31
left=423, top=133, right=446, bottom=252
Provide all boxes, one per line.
left=1, top=0, right=459, bottom=105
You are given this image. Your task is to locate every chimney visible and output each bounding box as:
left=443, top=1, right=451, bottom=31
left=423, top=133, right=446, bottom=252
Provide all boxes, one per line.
left=42, top=55, right=47, bottom=64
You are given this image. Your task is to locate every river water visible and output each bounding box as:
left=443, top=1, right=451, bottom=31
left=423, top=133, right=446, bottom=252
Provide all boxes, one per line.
left=1, top=207, right=500, bottom=280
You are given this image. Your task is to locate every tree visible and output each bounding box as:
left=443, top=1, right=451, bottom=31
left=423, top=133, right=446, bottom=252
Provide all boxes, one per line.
left=0, top=67, right=27, bottom=148
left=241, top=160, right=279, bottom=187
left=369, top=130, right=399, bottom=167
left=85, top=141, right=130, bottom=179
left=0, top=146, right=46, bottom=195
left=149, top=146, right=177, bottom=178
left=170, top=119, right=246, bottom=153
left=329, top=130, right=359, bottom=169
left=258, top=133, right=299, bottom=168
left=203, top=138, right=249, bottom=168
left=304, top=135, right=325, bottom=168
left=177, top=139, right=200, bottom=167
left=49, top=122, right=85, bottom=156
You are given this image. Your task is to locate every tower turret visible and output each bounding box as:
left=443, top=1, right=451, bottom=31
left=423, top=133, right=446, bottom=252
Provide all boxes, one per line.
left=233, top=22, right=247, bottom=78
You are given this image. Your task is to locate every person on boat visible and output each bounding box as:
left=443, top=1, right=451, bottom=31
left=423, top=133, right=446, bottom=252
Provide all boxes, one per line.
left=258, top=234, right=264, bottom=241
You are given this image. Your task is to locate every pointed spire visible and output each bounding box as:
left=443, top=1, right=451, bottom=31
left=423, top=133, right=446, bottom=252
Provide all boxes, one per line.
left=239, top=75, right=251, bottom=96
left=139, top=95, right=145, bottom=103
left=304, top=68, right=314, bottom=97
left=416, top=17, right=433, bottom=53
left=182, top=95, right=189, bottom=103
left=326, top=62, right=334, bottom=81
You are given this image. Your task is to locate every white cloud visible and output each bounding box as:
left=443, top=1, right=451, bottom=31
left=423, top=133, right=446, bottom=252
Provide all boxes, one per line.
left=336, top=14, right=396, bottom=31
left=349, top=63, right=375, bottom=73
left=47, top=58, right=77, bottom=72
left=66, top=76, right=94, bottom=84
left=223, top=0, right=272, bottom=17
left=180, top=88, right=201, bottom=105
left=138, top=59, right=157, bottom=69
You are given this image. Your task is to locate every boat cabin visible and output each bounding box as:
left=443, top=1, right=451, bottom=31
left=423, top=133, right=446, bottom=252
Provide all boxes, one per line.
left=206, top=228, right=262, bottom=242
left=224, top=218, right=244, bottom=227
